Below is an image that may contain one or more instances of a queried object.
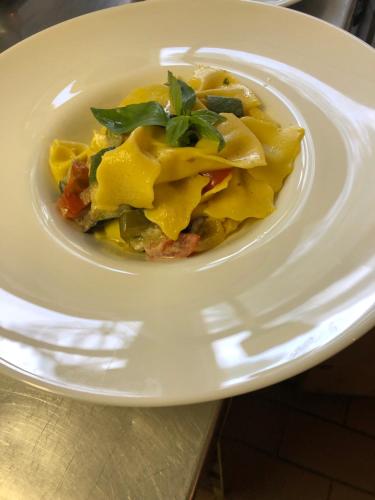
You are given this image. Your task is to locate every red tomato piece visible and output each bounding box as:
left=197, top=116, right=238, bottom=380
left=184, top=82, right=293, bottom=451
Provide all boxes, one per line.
left=201, top=168, right=232, bottom=193
left=57, top=161, right=90, bottom=219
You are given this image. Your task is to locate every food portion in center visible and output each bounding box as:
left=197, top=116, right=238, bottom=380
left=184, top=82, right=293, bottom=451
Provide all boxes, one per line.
left=49, top=67, right=304, bottom=259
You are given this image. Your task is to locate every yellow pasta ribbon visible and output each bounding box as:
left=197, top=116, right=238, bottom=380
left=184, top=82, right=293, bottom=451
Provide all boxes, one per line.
left=49, top=140, right=88, bottom=184
left=156, top=147, right=235, bottom=184
left=145, top=175, right=209, bottom=240
left=193, top=172, right=233, bottom=218
left=242, top=116, right=304, bottom=192
left=200, top=172, right=233, bottom=203
left=119, top=84, right=169, bottom=107
left=202, top=169, right=274, bottom=221
left=89, top=129, right=110, bottom=155
left=217, top=113, right=266, bottom=167
left=248, top=107, right=280, bottom=125
left=198, top=85, right=260, bottom=113
left=193, top=66, right=259, bottom=111
left=92, top=127, right=161, bottom=211
left=153, top=113, right=266, bottom=183
left=193, top=66, right=238, bottom=90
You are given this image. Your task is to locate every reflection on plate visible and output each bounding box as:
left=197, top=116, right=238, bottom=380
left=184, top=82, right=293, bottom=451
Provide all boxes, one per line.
left=0, top=0, right=374, bottom=406
left=256, top=0, right=300, bottom=5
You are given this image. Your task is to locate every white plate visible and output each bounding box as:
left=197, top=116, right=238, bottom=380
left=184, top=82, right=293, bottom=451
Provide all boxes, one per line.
left=0, top=0, right=374, bottom=406
left=254, top=0, right=300, bottom=5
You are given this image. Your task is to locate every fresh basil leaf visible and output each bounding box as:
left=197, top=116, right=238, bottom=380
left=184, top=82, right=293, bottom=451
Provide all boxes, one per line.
left=178, top=128, right=200, bottom=147
left=190, top=116, right=225, bottom=151
left=166, top=115, right=191, bottom=147
left=191, top=109, right=226, bottom=126
left=168, top=71, right=196, bottom=116
left=89, top=146, right=115, bottom=184
left=168, top=71, right=183, bottom=116
left=179, top=79, right=196, bottom=115
left=91, top=101, right=168, bottom=134
left=205, top=95, right=244, bottom=117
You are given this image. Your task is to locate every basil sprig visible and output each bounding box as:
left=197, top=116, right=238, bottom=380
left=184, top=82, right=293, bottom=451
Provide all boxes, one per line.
left=190, top=115, right=225, bottom=151
left=91, top=101, right=168, bottom=134
left=166, top=116, right=191, bottom=147
left=166, top=110, right=226, bottom=148
left=168, top=71, right=196, bottom=116
left=91, top=71, right=227, bottom=151
left=191, top=109, right=227, bottom=126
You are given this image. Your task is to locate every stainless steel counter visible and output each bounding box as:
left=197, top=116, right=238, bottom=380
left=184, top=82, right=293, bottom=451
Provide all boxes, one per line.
left=0, top=1, right=358, bottom=499
left=0, top=376, right=220, bottom=500
left=293, top=0, right=357, bottom=29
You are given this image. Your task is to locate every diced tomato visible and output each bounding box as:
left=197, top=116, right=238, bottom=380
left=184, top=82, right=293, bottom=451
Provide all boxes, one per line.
left=57, top=161, right=90, bottom=219
left=201, top=168, right=232, bottom=193
left=144, top=233, right=200, bottom=259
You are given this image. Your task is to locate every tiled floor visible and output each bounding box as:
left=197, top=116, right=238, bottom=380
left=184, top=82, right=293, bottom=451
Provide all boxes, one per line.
left=196, top=329, right=375, bottom=500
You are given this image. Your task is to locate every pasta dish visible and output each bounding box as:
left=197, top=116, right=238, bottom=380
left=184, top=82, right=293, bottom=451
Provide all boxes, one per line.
left=49, top=67, right=304, bottom=259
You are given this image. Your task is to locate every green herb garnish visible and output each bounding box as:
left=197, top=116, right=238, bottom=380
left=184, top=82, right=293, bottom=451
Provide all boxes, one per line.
left=166, top=115, right=191, bottom=147
left=91, top=71, right=227, bottom=151
left=189, top=115, right=225, bottom=151
left=191, top=109, right=226, bottom=126
left=91, top=101, right=168, bottom=134
left=178, top=128, right=200, bottom=148
left=205, top=95, right=244, bottom=117
left=166, top=113, right=226, bottom=150
left=168, top=71, right=196, bottom=115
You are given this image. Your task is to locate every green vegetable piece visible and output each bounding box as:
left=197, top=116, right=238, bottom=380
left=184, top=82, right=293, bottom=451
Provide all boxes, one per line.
left=168, top=71, right=196, bottom=115
left=191, top=109, right=226, bottom=126
left=119, top=209, right=151, bottom=243
left=89, top=146, right=115, bottom=184
left=205, top=95, right=244, bottom=117
left=166, top=115, right=191, bottom=147
left=190, top=115, right=225, bottom=151
left=58, top=180, right=66, bottom=194
left=77, top=205, right=131, bottom=232
left=91, top=101, right=168, bottom=134
left=190, top=216, right=226, bottom=253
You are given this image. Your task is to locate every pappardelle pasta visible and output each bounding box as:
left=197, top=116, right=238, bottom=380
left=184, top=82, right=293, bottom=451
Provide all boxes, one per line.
left=49, top=67, right=304, bottom=259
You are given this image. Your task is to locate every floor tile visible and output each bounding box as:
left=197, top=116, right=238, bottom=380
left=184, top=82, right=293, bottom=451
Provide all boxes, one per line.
left=221, top=439, right=330, bottom=500
left=222, top=395, right=288, bottom=454
left=260, top=382, right=348, bottom=423
left=302, top=330, right=375, bottom=396
left=347, top=398, right=375, bottom=437
left=330, top=483, right=375, bottom=500
left=280, top=412, right=375, bottom=493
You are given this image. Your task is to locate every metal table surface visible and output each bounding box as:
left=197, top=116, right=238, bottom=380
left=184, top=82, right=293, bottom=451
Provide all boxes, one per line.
left=0, top=376, right=220, bottom=500
left=0, top=1, right=358, bottom=499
